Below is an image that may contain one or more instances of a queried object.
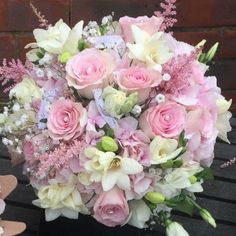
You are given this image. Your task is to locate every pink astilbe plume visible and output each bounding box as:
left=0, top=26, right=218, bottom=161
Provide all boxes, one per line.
left=0, top=59, right=28, bottom=93
left=30, top=2, right=50, bottom=29
left=162, top=49, right=200, bottom=95
left=35, top=137, right=86, bottom=178
left=154, top=0, right=177, bottom=31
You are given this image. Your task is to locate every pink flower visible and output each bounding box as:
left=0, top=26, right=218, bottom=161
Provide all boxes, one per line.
left=47, top=99, right=87, bottom=141
left=65, top=48, right=115, bottom=98
left=119, top=16, right=163, bottom=42
left=139, top=102, right=186, bottom=138
left=115, top=67, right=162, bottom=102
left=93, top=187, right=129, bottom=227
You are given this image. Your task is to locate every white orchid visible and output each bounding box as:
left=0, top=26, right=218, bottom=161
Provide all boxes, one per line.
left=84, top=147, right=143, bottom=191
left=149, top=136, right=183, bottom=165
left=26, top=19, right=84, bottom=56
left=216, top=98, right=232, bottom=143
left=127, top=25, right=173, bottom=72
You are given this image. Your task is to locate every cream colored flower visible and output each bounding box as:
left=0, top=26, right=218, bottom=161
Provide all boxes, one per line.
left=33, top=178, right=89, bottom=221
left=149, top=136, right=183, bottom=165
left=216, top=99, right=232, bottom=143
left=84, top=147, right=143, bottom=191
left=166, top=221, right=189, bottom=236
left=127, top=25, right=173, bottom=71
left=26, top=19, right=83, bottom=55
left=9, top=77, right=42, bottom=104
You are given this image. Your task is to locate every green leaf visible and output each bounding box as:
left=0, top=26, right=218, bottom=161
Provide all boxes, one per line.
left=196, top=167, right=214, bottom=181
left=36, top=51, right=45, bottom=59
left=78, top=39, right=88, bottom=51
left=179, top=130, right=188, bottom=147
left=106, top=128, right=115, bottom=138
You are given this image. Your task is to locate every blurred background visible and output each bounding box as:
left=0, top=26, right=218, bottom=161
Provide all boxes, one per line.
left=0, top=0, right=235, bottom=114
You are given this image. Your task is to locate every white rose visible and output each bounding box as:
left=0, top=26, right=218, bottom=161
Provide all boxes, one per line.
left=216, top=99, right=232, bottom=143
left=128, top=200, right=151, bottom=229
left=166, top=221, right=189, bottom=236
left=149, top=136, right=183, bottom=165
left=9, top=77, right=42, bottom=104
left=33, top=179, right=89, bottom=221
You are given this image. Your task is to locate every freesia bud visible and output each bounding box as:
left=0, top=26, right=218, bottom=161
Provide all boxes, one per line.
left=166, top=221, right=190, bottom=236
left=200, top=208, right=216, bottom=228
left=145, top=192, right=165, bottom=204
left=189, top=175, right=197, bottom=184
left=205, top=42, right=219, bottom=63
left=101, top=136, right=118, bottom=152
left=59, top=51, right=72, bottom=64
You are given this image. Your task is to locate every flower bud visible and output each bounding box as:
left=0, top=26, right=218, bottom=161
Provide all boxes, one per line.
left=205, top=42, right=219, bottom=63
left=189, top=175, right=197, bottom=184
left=166, top=221, right=190, bottom=236
left=59, top=51, right=72, bottom=64
left=145, top=192, right=165, bottom=204
left=101, top=136, right=118, bottom=152
left=200, top=208, right=216, bottom=228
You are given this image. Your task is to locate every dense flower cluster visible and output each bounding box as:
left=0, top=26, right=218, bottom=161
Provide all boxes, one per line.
left=0, top=1, right=232, bottom=235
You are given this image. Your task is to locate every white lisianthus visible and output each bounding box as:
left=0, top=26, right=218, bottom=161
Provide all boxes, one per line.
left=33, top=178, right=89, bottom=221
left=128, top=200, right=151, bottom=229
left=149, top=136, right=183, bottom=165
left=26, top=19, right=84, bottom=55
left=216, top=98, right=232, bottom=143
left=127, top=25, right=173, bottom=72
left=9, top=77, right=42, bottom=104
left=84, top=147, right=143, bottom=191
left=166, top=221, right=189, bottom=236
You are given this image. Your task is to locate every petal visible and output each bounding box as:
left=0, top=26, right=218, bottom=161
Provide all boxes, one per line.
left=102, top=170, right=119, bottom=191
left=61, top=207, right=79, bottom=219
left=131, top=25, right=149, bottom=44
left=117, top=173, right=131, bottom=190
left=45, top=208, right=61, bottom=221
left=121, top=158, right=143, bottom=175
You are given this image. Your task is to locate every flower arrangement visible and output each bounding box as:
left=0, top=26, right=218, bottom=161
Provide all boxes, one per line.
left=0, top=1, right=232, bottom=235
left=0, top=175, right=26, bottom=236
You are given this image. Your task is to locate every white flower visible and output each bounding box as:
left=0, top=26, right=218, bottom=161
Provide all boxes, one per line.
left=84, top=147, right=143, bottom=191
left=26, top=19, right=83, bottom=55
left=166, top=221, right=190, bottom=236
left=128, top=200, right=151, bottom=229
left=216, top=99, right=232, bottom=143
left=33, top=178, right=89, bottom=221
left=156, top=93, right=165, bottom=103
left=9, top=77, right=42, bottom=104
left=0, top=226, right=4, bottom=236
left=127, top=25, right=173, bottom=72
left=149, top=136, right=183, bottom=165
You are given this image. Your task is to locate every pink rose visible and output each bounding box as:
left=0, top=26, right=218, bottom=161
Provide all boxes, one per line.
left=119, top=16, right=163, bottom=42
left=116, top=67, right=162, bottom=102
left=93, top=187, right=129, bottom=227
left=47, top=99, right=87, bottom=141
left=139, top=102, right=186, bottom=138
left=65, top=48, right=115, bottom=98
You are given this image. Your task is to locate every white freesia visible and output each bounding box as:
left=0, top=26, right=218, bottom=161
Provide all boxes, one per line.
left=33, top=178, right=89, bottom=221
left=84, top=147, right=143, bottom=191
left=216, top=98, right=232, bottom=143
left=127, top=25, right=173, bottom=71
left=166, top=221, right=190, bottom=236
left=150, top=136, right=183, bottom=165
left=26, top=19, right=83, bottom=55
left=128, top=200, right=151, bottom=229
left=9, top=77, right=42, bottom=104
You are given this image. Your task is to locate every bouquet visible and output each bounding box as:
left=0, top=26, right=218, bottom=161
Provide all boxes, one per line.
left=0, top=1, right=232, bottom=235
left=0, top=175, right=26, bottom=236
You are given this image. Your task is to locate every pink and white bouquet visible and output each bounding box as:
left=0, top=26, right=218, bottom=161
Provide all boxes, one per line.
left=0, top=1, right=232, bottom=235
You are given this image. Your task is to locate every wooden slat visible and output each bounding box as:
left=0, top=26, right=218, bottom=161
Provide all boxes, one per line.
left=0, top=158, right=28, bottom=183
left=212, top=159, right=236, bottom=180
left=172, top=215, right=236, bottom=236
left=201, top=180, right=236, bottom=202
left=214, top=142, right=236, bottom=160
left=2, top=205, right=41, bottom=232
